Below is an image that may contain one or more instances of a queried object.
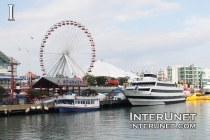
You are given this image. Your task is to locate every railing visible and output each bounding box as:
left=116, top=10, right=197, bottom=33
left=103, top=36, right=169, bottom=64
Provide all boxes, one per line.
left=75, top=96, right=100, bottom=100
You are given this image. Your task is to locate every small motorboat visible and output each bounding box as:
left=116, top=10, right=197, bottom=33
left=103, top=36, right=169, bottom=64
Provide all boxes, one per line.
left=186, top=92, right=210, bottom=101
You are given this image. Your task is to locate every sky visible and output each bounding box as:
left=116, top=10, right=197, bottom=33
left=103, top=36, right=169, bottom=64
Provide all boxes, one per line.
left=0, top=0, right=210, bottom=76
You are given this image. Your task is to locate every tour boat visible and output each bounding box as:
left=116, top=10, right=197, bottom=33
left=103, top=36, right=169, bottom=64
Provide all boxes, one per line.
left=121, top=72, right=185, bottom=105
left=54, top=92, right=100, bottom=113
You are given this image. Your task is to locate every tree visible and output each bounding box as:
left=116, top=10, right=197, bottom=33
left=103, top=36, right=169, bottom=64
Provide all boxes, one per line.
left=29, top=89, right=48, bottom=98
left=0, top=85, right=9, bottom=100
left=118, top=77, right=127, bottom=85
left=86, top=75, right=96, bottom=86
left=95, top=76, right=107, bottom=86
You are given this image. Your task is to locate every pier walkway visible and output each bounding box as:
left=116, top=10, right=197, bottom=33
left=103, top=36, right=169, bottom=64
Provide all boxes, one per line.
left=0, top=99, right=131, bottom=116
left=0, top=102, right=55, bottom=116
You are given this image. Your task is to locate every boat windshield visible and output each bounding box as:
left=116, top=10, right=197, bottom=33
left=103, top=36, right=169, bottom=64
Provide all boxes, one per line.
left=132, top=82, right=156, bottom=86
left=57, top=99, right=74, bottom=104
left=144, top=74, right=157, bottom=78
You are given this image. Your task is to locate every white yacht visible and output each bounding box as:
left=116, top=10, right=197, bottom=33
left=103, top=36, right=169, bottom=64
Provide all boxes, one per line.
left=121, top=73, right=185, bottom=105
left=203, top=82, right=210, bottom=94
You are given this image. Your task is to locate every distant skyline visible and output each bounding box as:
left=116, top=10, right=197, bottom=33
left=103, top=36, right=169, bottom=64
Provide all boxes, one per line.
left=0, top=0, right=210, bottom=76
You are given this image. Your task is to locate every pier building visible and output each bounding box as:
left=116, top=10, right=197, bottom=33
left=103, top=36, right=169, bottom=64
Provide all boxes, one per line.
left=0, top=51, right=22, bottom=89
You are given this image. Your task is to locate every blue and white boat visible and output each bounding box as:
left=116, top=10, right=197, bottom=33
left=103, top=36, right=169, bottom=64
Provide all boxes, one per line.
left=111, top=87, right=126, bottom=100
left=54, top=92, right=100, bottom=113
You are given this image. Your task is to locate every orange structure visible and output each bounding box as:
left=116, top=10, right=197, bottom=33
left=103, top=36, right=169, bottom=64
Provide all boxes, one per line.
left=107, top=79, right=118, bottom=87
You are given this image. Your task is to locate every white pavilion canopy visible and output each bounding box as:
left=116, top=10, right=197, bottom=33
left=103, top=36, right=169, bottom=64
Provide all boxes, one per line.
left=89, top=60, right=139, bottom=79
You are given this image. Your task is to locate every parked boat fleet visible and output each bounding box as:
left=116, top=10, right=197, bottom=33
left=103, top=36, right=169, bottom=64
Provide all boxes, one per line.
left=23, top=73, right=210, bottom=113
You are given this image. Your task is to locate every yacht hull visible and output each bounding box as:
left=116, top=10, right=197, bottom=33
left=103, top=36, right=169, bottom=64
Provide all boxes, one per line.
left=204, top=89, right=210, bottom=94
left=121, top=90, right=185, bottom=106
left=127, top=98, right=185, bottom=105
left=57, top=106, right=99, bottom=113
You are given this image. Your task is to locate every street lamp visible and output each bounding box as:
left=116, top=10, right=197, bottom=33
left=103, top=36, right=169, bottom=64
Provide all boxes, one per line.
left=7, top=57, right=14, bottom=105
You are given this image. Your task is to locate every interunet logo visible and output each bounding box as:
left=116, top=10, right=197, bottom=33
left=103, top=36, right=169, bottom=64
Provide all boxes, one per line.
left=130, top=112, right=197, bottom=129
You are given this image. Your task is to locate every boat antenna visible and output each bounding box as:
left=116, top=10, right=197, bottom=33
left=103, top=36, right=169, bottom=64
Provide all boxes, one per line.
left=150, top=65, right=154, bottom=73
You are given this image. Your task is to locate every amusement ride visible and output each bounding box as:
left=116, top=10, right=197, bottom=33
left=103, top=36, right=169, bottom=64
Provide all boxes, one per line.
left=39, top=20, right=96, bottom=78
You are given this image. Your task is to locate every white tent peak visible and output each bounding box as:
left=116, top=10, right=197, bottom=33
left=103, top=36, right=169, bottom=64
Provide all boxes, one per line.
left=89, top=60, right=139, bottom=79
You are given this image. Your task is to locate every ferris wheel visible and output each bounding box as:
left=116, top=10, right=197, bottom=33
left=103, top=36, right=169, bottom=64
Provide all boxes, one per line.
left=39, top=20, right=96, bottom=78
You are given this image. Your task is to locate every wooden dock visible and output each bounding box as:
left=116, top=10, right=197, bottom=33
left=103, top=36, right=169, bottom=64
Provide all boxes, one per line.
left=0, top=99, right=131, bottom=116
left=0, top=102, right=55, bottom=116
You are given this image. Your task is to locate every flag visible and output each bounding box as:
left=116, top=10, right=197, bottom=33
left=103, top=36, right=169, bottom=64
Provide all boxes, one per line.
left=27, top=49, right=29, bottom=53
left=31, top=37, right=33, bottom=39
left=18, top=47, right=21, bottom=51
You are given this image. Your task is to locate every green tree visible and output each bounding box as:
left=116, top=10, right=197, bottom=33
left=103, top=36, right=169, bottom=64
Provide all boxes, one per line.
left=30, top=89, right=48, bottom=98
left=118, top=77, right=127, bottom=85
left=86, top=75, right=96, bottom=86
left=95, top=76, right=107, bottom=86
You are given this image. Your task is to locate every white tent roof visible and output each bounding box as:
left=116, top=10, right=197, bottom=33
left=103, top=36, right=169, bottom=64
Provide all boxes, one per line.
left=89, top=60, right=139, bottom=79
left=124, top=71, right=139, bottom=79
left=89, top=60, right=126, bottom=78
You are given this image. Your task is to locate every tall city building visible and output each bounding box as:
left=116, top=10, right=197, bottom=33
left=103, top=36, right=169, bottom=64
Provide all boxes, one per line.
left=165, top=64, right=210, bottom=87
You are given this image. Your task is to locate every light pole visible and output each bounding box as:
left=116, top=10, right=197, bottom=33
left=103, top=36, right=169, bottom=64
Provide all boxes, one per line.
left=7, top=57, right=14, bottom=105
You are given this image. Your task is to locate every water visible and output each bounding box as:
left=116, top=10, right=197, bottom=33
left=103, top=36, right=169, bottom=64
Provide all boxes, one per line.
left=1, top=101, right=210, bottom=140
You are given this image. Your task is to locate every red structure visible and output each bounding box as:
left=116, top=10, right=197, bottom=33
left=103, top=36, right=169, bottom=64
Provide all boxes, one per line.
left=107, top=79, right=118, bottom=87
left=7, top=57, right=14, bottom=105
left=32, top=77, right=87, bottom=98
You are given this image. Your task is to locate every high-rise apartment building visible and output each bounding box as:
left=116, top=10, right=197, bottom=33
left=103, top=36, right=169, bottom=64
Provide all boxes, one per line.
left=165, top=64, right=210, bottom=87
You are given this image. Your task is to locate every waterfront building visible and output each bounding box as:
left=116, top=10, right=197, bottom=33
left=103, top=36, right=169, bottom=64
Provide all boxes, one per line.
left=157, top=70, right=165, bottom=81
left=0, top=51, right=22, bottom=88
left=165, top=64, right=210, bottom=88
left=136, top=71, right=144, bottom=81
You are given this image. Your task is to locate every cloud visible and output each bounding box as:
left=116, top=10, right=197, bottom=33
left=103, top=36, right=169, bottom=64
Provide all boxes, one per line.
left=115, top=0, right=181, bottom=21
left=0, top=0, right=210, bottom=76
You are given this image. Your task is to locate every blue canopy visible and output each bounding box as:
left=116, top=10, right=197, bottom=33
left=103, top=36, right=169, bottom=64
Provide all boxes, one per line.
left=111, top=87, right=121, bottom=93
left=0, top=77, right=23, bottom=80
left=16, top=94, right=26, bottom=98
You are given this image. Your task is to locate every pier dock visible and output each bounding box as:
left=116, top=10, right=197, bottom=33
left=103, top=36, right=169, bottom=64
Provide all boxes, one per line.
left=0, top=99, right=131, bottom=116
left=0, top=102, right=55, bottom=116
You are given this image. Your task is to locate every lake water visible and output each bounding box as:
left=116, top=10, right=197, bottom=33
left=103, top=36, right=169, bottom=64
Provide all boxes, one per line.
left=0, top=100, right=210, bottom=140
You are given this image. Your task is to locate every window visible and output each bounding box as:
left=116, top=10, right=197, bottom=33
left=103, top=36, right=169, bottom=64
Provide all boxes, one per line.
left=138, top=88, right=150, bottom=91
left=132, top=82, right=156, bottom=86
left=144, top=74, right=157, bottom=78
left=151, top=89, right=183, bottom=93
left=126, top=95, right=185, bottom=99
left=156, top=83, right=175, bottom=87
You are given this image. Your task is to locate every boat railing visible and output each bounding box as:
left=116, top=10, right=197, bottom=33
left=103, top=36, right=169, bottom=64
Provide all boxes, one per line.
left=75, top=96, right=100, bottom=100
